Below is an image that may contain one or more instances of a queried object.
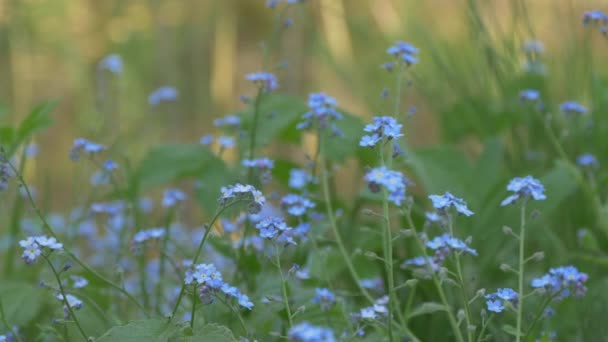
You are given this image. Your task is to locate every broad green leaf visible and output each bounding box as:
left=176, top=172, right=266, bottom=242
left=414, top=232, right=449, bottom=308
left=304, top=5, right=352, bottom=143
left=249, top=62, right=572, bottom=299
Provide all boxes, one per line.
left=96, top=319, right=179, bottom=341
left=0, top=282, right=47, bottom=326
left=324, top=112, right=366, bottom=162
left=0, top=126, right=14, bottom=147
left=136, top=144, right=232, bottom=189
left=239, top=94, right=307, bottom=150
left=407, top=145, right=472, bottom=195
left=407, top=302, right=448, bottom=319
left=14, top=100, right=57, bottom=149
left=501, top=324, right=522, bottom=336
left=178, top=323, right=237, bottom=342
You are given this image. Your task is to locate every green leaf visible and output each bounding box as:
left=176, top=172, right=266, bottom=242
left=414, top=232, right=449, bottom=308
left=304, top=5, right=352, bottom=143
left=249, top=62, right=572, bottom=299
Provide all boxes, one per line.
left=0, top=126, right=14, bottom=148
left=407, top=145, right=472, bottom=195
left=14, top=100, right=57, bottom=149
left=0, top=282, right=47, bottom=326
left=239, top=94, right=307, bottom=150
left=407, top=302, right=448, bottom=319
left=324, top=112, right=366, bottom=162
left=177, top=323, right=237, bottom=342
left=96, top=319, right=179, bottom=341
left=309, top=248, right=346, bottom=280
left=501, top=324, right=522, bottom=337
left=136, top=144, right=232, bottom=189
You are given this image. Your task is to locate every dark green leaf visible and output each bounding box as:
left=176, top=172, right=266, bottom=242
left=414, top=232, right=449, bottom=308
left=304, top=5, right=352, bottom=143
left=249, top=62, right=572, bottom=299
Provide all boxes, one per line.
left=96, top=319, right=179, bottom=341
left=177, top=323, right=237, bottom=342
left=501, top=324, right=522, bottom=336
left=0, top=282, right=47, bottom=326
left=407, top=302, right=448, bottom=319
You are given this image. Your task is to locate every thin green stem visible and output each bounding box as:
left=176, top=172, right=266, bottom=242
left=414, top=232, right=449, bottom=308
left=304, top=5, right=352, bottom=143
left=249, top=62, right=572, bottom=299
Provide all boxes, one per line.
left=190, top=288, right=197, bottom=329
left=44, top=255, right=88, bottom=340
left=448, top=215, right=474, bottom=342
left=4, top=149, right=27, bottom=275
left=7, top=161, right=149, bottom=317
left=216, top=296, right=249, bottom=335
left=157, top=209, right=176, bottom=314
left=515, top=200, right=527, bottom=342
left=170, top=203, right=234, bottom=321
left=0, top=299, right=23, bottom=342
left=405, top=209, right=465, bottom=342
left=139, top=245, right=150, bottom=311
left=275, top=243, right=293, bottom=328
left=319, top=133, right=374, bottom=304
left=475, top=315, right=493, bottom=342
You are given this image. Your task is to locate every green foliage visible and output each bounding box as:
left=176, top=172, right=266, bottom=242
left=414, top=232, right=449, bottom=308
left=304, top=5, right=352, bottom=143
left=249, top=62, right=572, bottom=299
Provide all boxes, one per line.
left=0, top=282, right=47, bottom=327
left=96, top=319, right=180, bottom=341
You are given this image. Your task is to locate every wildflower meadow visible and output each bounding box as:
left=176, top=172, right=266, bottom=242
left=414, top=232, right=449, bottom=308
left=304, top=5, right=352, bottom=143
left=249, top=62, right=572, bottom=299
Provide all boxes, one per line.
left=1, top=1, right=608, bottom=341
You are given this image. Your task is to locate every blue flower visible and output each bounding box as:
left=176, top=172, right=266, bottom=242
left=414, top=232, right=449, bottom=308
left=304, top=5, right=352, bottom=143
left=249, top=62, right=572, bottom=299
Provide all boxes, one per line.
left=486, top=299, right=504, bottom=313
left=359, top=116, right=403, bottom=148
left=296, top=93, right=343, bottom=131
left=19, top=236, right=63, bottom=264
left=428, top=192, right=474, bottom=216
left=425, top=233, right=477, bottom=256
left=133, top=228, right=165, bottom=244
left=242, top=158, right=275, bottom=170
left=289, top=169, right=314, bottom=189
left=213, top=115, right=241, bottom=128
left=520, top=89, right=540, bottom=102
left=401, top=256, right=439, bottom=271
left=577, top=153, right=598, bottom=168
left=312, top=288, right=336, bottom=311
left=99, top=54, right=123, bottom=74
left=583, top=10, right=607, bottom=25
left=255, top=216, right=296, bottom=245
left=246, top=72, right=278, bottom=92
left=103, top=159, right=118, bottom=171
left=288, top=322, right=336, bottom=342
left=217, top=136, right=235, bottom=149
left=386, top=41, right=419, bottom=67
left=560, top=101, right=588, bottom=115
left=364, top=166, right=408, bottom=206
left=281, top=194, right=315, bottom=216
left=163, top=188, right=186, bottom=208
left=531, top=265, right=588, bottom=298
left=485, top=288, right=518, bottom=313
left=148, top=86, right=178, bottom=106
left=237, top=293, right=254, bottom=310
left=70, top=138, right=105, bottom=161
left=200, top=134, right=214, bottom=145
left=500, top=175, right=546, bottom=206
left=219, top=183, right=266, bottom=212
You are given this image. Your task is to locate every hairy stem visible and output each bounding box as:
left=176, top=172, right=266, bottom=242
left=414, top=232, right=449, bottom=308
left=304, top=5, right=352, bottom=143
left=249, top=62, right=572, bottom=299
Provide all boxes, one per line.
left=515, top=200, right=528, bottom=342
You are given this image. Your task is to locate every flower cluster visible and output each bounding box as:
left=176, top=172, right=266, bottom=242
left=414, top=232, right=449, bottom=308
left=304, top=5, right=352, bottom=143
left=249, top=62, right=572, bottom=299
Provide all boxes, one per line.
left=560, top=101, right=588, bottom=115
left=359, top=116, right=403, bottom=147
left=246, top=72, right=278, bottom=92
left=364, top=166, right=408, bottom=205
left=255, top=217, right=296, bottom=245
left=288, top=322, right=336, bottom=342
left=485, top=288, right=518, bottom=313
left=583, top=10, right=607, bottom=35
left=357, top=296, right=389, bottom=321
left=132, top=228, right=165, bottom=244
left=386, top=41, right=419, bottom=67
left=213, top=114, right=241, bottom=128
left=148, top=86, right=178, bottom=106
left=219, top=183, right=266, bottom=213
left=531, top=266, right=588, bottom=299
left=500, top=175, right=546, bottom=206
left=312, top=288, right=336, bottom=311
left=296, top=92, right=343, bottom=131
left=281, top=194, right=315, bottom=216
left=429, top=192, right=474, bottom=216
left=288, top=168, right=315, bottom=189
left=519, top=89, right=541, bottom=102
left=69, top=138, right=105, bottom=161
left=162, top=188, right=186, bottom=208
left=426, top=233, right=477, bottom=256
left=184, top=263, right=253, bottom=310
left=55, top=293, right=83, bottom=318
left=242, top=158, right=275, bottom=170
left=19, top=235, right=63, bottom=264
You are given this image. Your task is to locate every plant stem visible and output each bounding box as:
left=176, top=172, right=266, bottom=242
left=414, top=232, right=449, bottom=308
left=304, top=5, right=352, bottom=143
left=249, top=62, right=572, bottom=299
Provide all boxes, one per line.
left=318, top=133, right=374, bottom=304
left=139, top=245, right=150, bottom=311
left=4, top=149, right=27, bottom=275
left=448, top=215, right=474, bottom=342
left=157, top=209, right=175, bottom=314
left=190, top=287, right=197, bottom=329
left=44, top=255, right=88, bottom=340
left=170, top=203, right=233, bottom=321
left=7, top=161, right=149, bottom=317
left=216, top=296, right=249, bottom=335
left=475, top=315, right=493, bottom=342
left=275, top=243, right=293, bottom=328
left=405, top=209, right=465, bottom=342
left=0, top=299, right=23, bottom=342
left=515, top=200, right=527, bottom=342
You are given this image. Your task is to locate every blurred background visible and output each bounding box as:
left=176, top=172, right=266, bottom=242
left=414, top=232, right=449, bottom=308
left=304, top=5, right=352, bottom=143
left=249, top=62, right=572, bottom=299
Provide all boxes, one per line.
left=2, top=0, right=607, bottom=212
